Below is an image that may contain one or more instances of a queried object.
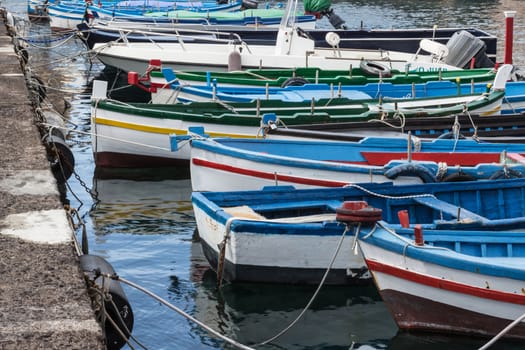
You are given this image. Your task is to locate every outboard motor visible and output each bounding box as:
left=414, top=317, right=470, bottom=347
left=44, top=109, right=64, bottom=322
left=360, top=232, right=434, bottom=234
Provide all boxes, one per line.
left=444, top=30, right=495, bottom=68
left=324, top=8, right=348, bottom=30
left=304, top=0, right=348, bottom=29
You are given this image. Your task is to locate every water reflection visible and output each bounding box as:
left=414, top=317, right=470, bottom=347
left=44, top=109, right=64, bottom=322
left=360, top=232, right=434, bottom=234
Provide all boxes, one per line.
left=91, top=177, right=194, bottom=236
left=186, top=247, right=397, bottom=350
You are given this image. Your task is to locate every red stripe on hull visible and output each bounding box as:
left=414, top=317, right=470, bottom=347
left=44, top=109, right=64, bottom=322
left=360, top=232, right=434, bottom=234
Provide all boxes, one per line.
left=365, top=259, right=525, bottom=305
left=361, top=152, right=501, bottom=166
left=380, top=289, right=525, bottom=340
left=192, top=157, right=349, bottom=187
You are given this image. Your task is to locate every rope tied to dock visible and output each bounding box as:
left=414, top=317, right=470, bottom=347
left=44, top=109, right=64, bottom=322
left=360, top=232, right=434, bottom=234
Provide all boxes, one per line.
left=84, top=270, right=144, bottom=350
left=96, top=272, right=256, bottom=350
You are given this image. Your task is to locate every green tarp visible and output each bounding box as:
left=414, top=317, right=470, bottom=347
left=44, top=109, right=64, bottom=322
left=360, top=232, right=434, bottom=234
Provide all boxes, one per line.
left=303, top=0, right=331, bottom=13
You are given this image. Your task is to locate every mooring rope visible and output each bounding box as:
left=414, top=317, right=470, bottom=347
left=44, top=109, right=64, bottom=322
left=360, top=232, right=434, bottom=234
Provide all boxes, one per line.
left=478, top=311, right=525, bottom=350
left=254, top=224, right=353, bottom=346
left=343, top=183, right=437, bottom=200
left=39, top=122, right=173, bottom=151
left=101, top=273, right=256, bottom=350
left=18, top=31, right=78, bottom=49
left=86, top=276, right=145, bottom=350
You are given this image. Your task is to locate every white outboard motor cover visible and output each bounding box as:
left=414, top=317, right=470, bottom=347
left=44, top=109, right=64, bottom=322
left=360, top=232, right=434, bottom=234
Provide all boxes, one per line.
left=444, top=30, right=486, bottom=68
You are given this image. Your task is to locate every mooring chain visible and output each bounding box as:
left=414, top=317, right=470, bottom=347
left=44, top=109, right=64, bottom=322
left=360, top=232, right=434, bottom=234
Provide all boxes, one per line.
left=64, top=206, right=88, bottom=256
left=73, top=168, right=100, bottom=204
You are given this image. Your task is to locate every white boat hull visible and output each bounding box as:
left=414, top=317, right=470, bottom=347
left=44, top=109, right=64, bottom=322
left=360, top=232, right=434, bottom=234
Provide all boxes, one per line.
left=190, top=143, right=421, bottom=191
left=91, top=105, right=260, bottom=167
left=193, top=204, right=370, bottom=285
left=93, top=29, right=463, bottom=74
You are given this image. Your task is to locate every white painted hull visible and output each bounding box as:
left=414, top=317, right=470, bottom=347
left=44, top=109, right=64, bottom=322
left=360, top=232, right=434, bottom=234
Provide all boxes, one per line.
left=93, top=36, right=462, bottom=74
left=193, top=203, right=370, bottom=284
left=48, top=7, right=82, bottom=30
left=90, top=105, right=260, bottom=167
left=190, top=144, right=422, bottom=191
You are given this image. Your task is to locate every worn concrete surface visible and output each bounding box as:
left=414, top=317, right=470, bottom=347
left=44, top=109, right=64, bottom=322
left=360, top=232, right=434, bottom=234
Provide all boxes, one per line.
left=0, top=8, right=105, bottom=350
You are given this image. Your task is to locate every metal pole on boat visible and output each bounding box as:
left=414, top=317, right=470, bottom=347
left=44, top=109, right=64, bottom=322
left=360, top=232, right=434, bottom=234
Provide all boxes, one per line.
left=504, top=11, right=516, bottom=64
left=407, top=131, right=412, bottom=162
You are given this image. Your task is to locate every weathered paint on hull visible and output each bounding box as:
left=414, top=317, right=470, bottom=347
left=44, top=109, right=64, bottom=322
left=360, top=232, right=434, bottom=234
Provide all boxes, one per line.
left=95, top=151, right=188, bottom=168
left=379, top=289, right=525, bottom=340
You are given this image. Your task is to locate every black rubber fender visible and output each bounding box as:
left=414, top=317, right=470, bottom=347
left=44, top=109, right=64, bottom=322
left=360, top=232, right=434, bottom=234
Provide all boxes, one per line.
left=489, top=168, right=525, bottom=180
left=359, top=60, right=392, bottom=78
left=384, top=163, right=436, bottom=183
left=281, top=76, right=309, bottom=88
left=440, top=172, right=477, bottom=182
left=80, top=254, right=134, bottom=350
left=241, top=0, right=258, bottom=9
left=44, top=134, right=74, bottom=184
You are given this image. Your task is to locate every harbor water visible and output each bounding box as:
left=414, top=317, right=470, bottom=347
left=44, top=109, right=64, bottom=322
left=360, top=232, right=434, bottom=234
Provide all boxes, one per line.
left=3, top=0, right=525, bottom=348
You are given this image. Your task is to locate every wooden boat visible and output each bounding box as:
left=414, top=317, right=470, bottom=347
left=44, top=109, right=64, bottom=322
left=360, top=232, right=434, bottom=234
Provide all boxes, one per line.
left=264, top=112, right=525, bottom=143
left=77, top=20, right=497, bottom=61
left=28, top=0, right=50, bottom=20
left=49, top=2, right=301, bottom=30
left=92, top=0, right=494, bottom=74
left=145, top=65, right=498, bottom=88
left=187, top=137, right=525, bottom=191
left=140, top=65, right=524, bottom=114
left=191, top=178, right=525, bottom=287
left=354, top=178, right=525, bottom=340
left=90, top=77, right=505, bottom=168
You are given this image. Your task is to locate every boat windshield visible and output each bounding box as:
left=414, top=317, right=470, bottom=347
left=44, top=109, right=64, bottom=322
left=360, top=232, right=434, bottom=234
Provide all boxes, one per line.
left=279, top=0, right=298, bottom=29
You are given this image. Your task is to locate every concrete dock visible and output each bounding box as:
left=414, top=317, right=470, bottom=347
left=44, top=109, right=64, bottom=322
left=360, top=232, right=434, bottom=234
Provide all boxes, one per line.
left=0, top=8, right=105, bottom=350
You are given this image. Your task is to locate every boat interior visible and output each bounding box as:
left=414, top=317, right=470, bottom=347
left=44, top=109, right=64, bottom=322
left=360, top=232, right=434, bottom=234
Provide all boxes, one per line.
left=199, top=181, right=525, bottom=258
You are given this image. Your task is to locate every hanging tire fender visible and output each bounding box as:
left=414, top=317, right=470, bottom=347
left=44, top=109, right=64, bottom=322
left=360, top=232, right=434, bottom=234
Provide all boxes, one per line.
left=440, top=172, right=477, bottom=182
left=489, top=168, right=525, bottom=180
left=281, top=76, right=310, bottom=88
left=360, top=60, right=392, bottom=78
left=44, top=134, right=75, bottom=184
left=80, top=254, right=134, bottom=350
left=384, top=163, right=436, bottom=183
